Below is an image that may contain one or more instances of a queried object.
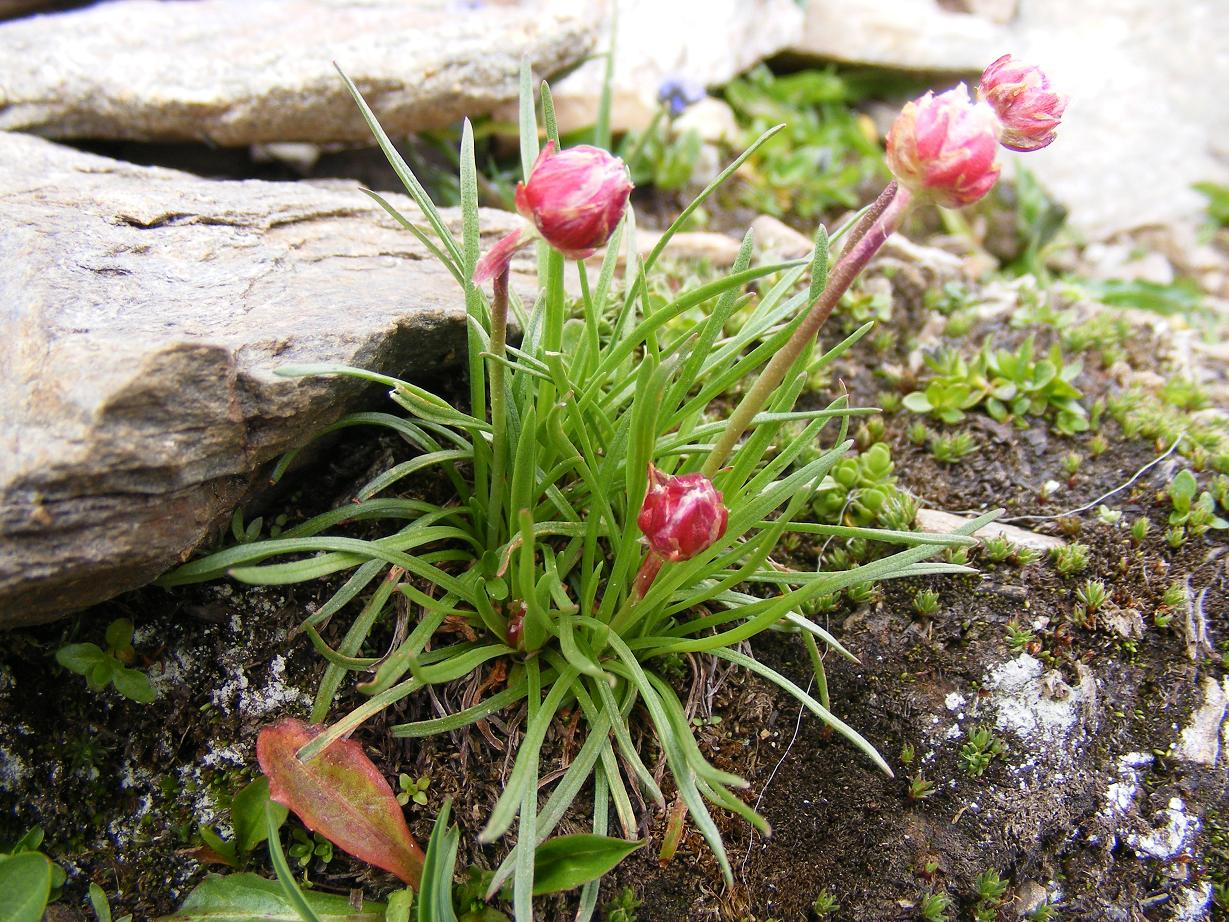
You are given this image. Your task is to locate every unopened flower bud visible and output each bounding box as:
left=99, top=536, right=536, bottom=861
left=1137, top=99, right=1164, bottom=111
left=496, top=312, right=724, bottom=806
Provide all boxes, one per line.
left=514, top=141, right=633, bottom=260
left=637, top=465, right=728, bottom=562
left=473, top=228, right=526, bottom=284
left=978, top=54, right=1067, bottom=152
left=886, top=84, right=1002, bottom=209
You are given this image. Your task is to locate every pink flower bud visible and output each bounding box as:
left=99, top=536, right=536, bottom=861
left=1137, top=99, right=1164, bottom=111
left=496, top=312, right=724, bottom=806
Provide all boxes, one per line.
left=514, top=141, right=633, bottom=260
left=473, top=228, right=526, bottom=284
left=978, top=54, right=1068, bottom=153
left=886, top=84, right=1002, bottom=209
left=637, top=465, right=728, bottom=562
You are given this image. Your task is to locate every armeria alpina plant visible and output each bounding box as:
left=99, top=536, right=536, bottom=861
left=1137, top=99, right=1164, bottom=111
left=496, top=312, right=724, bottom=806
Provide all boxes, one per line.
left=163, top=59, right=1063, bottom=918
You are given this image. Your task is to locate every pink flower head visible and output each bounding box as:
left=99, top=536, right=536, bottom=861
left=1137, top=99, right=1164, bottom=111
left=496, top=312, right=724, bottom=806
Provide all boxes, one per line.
left=514, top=141, right=633, bottom=259
left=886, top=83, right=1002, bottom=209
left=637, top=465, right=728, bottom=563
left=978, top=54, right=1068, bottom=152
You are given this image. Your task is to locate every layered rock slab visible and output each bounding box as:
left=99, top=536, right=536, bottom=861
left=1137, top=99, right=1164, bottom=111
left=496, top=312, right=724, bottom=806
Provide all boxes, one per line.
left=0, top=132, right=529, bottom=626
left=0, top=0, right=594, bottom=144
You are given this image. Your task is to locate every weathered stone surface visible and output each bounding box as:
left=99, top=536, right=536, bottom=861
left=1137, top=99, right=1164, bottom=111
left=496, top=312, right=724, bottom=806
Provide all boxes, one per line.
left=0, top=0, right=595, bottom=144
left=514, top=0, right=804, bottom=134
left=1005, top=0, right=1229, bottom=240
left=792, top=0, right=1229, bottom=240
left=0, top=132, right=534, bottom=627
left=788, top=0, right=1008, bottom=73
left=915, top=508, right=1064, bottom=550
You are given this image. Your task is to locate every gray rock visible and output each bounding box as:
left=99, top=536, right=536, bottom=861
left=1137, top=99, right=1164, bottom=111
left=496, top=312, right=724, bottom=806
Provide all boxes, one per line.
left=788, top=0, right=1008, bottom=74
left=519, top=0, right=804, bottom=134
left=791, top=0, right=1229, bottom=240
left=1005, top=0, right=1229, bottom=240
left=0, top=0, right=595, bottom=144
left=0, top=131, right=534, bottom=627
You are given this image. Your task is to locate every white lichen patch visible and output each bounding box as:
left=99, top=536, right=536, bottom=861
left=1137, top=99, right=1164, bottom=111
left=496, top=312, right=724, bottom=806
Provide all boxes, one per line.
left=200, top=744, right=246, bottom=770
left=1101, top=751, right=1152, bottom=820
left=1172, top=882, right=1213, bottom=921
left=984, top=653, right=1086, bottom=749
left=1175, top=676, right=1229, bottom=766
left=944, top=691, right=966, bottom=712
left=0, top=744, right=29, bottom=792
left=1127, top=797, right=1200, bottom=860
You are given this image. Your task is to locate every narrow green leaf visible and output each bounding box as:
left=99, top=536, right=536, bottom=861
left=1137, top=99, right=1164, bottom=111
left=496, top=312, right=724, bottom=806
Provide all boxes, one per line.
left=418, top=800, right=459, bottom=922
left=232, top=777, right=288, bottom=855
left=266, top=807, right=323, bottom=922
left=334, top=65, right=462, bottom=267
left=518, top=57, right=539, bottom=181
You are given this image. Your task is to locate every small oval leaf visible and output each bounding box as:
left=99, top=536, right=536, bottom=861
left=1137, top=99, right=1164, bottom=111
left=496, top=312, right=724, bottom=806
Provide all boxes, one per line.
left=531, top=835, right=643, bottom=895
left=156, top=872, right=385, bottom=921
left=0, top=852, right=53, bottom=922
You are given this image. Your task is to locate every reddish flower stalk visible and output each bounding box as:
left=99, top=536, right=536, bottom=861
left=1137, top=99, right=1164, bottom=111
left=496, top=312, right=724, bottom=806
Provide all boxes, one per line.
left=701, top=184, right=915, bottom=479
left=485, top=264, right=511, bottom=546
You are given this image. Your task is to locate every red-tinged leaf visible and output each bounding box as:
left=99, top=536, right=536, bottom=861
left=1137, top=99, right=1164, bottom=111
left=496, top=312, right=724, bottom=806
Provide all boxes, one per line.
left=257, top=719, right=424, bottom=888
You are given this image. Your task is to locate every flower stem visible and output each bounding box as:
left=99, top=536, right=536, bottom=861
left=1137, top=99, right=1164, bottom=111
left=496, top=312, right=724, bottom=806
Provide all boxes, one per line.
left=486, top=266, right=510, bottom=546
left=630, top=551, right=664, bottom=602
left=701, top=183, right=913, bottom=479
left=836, top=180, right=899, bottom=257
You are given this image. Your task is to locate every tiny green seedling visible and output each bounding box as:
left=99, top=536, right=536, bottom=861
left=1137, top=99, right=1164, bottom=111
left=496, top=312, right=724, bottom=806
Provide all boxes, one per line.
left=1096, top=504, right=1122, bottom=525
left=1130, top=516, right=1151, bottom=544
left=980, top=534, right=1013, bottom=563
left=847, top=582, right=879, bottom=605
left=929, top=431, right=979, bottom=464
left=288, top=828, right=334, bottom=870
left=1167, top=469, right=1228, bottom=537
left=602, top=886, right=642, bottom=922
left=943, top=545, right=970, bottom=567
left=1014, top=546, right=1043, bottom=567
left=907, top=774, right=936, bottom=801
left=1005, top=621, right=1034, bottom=653
left=1074, top=579, right=1108, bottom=614
left=917, top=889, right=953, bottom=921
left=900, top=742, right=916, bottom=766
left=55, top=618, right=156, bottom=704
left=913, top=589, right=941, bottom=617
left=971, top=868, right=1009, bottom=921
left=812, top=889, right=840, bottom=917
left=396, top=774, right=431, bottom=807
left=959, top=726, right=1004, bottom=778
left=196, top=777, right=288, bottom=869
left=1051, top=542, right=1090, bottom=576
